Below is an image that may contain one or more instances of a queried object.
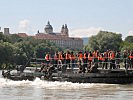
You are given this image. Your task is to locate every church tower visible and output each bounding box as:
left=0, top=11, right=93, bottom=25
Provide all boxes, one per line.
left=61, top=25, right=64, bottom=34
left=64, top=24, right=69, bottom=36
left=44, top=21, right=53, bottom=33
left=61, top=24, right=69, bottom=37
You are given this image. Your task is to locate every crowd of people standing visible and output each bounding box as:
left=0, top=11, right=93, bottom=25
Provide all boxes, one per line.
left=44, top=50, right=133, bottom=73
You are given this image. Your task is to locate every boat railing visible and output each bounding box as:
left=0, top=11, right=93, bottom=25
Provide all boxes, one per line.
left=29, top=57, right=133, bottom=71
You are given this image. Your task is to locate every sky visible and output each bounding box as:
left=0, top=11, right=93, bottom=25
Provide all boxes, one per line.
left=0, top=0, right=133, bottom=39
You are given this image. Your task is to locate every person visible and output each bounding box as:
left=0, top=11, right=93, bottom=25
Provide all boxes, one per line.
left=98, top=53, right=105, bottom=68
left=129, top=51, right=133, bottom=69
left=65, top=51, right=71, bottom=68
left=109, top=51, right=116, bottom=69
left=123, top=50, right=128, bottom=69
left=115, top=51, right=121, bottom=69
left=83, top=51, right=88, bottom=70
left=70, top=51, right=76, bottom=70
left=103, top=50, right=109, bottom=69
left=78, top=51, right=85, bottom=73
left=92, top=50, right=99, bottom=68
left=58, top=52, right=63, bottom=70
left=54, top=52, right=59, bottom=68
left=45, top=52, right=51, bottom=65
left=88, top=51, right=93, bottom=70
left=61, top=51, right=65, bottom=65
left=78, top=51, right=83, bottom=66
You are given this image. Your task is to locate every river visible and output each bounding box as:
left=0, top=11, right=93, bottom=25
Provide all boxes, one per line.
left=0, top=71, right=133, bottom=100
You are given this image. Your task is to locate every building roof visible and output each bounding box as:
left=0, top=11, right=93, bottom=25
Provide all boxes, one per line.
left=18, top=33, right=28, bottom=37
left=35, top=33, right=82, bottom=40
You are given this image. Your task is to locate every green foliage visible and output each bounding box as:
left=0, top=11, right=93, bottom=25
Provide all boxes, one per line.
left=0, top=33, right=61, bottom=69
left=8, top=34, right=23, bottom=43
left=120, top=41, right=133, bottom=51
left=35, top=43, right=50, bottom=58
left=88, top=31, right=122, bottom=52
left=15, top=41, right=34, bottom=59
left=0, top=33, right=10, bottom=42
left=125, top=36, right=133, bottom=43
left=13, top=47, right=27, bottom=65
left=35, top=42, right=60, bottom=58
left=83, top=45, right=90, bottom=51
left=0, top=42, right=15, bottom=69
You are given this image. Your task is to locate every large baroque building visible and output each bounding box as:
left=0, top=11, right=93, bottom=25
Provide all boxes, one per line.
left=18, top=21, right=83, bottom=50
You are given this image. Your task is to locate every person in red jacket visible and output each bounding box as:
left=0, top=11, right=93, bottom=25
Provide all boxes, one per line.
left=103, top=50, right=109, bottom=69
left=88, top=51, right=93, bottom=70
left=98, top=53, right=105, bottom=68
left=109, top=51, right=116, bottom=69
left=129, top=51, right=133, bottom=69
left=54, top=52, right=59, bottom=68
left=45, top=52, right=51, bottom=65
left=66, top=51, right=71, bottom=68
left=70, top=51, right=76, bottom=70
left=83, top=51, right=88, bottom=70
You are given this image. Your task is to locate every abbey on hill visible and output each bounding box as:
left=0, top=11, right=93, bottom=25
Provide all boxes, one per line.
left=18, top=21, right=83, bottom=50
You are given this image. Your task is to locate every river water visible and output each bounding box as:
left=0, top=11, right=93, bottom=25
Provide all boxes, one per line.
left=0, top=71, right=133, bottom=100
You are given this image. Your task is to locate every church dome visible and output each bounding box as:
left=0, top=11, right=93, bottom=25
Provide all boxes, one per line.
left=45, top=21, right=53, bottom=29
left=44, top=21, right=53, bottom=33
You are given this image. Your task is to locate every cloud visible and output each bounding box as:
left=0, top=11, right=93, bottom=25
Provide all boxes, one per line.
left=127, top=31, right=133, bottom=36
left=122, top=30, right=133, bottom=39
left=18, top=19, right=35, bottom=35
left=70, top=27, right=104, bottom=38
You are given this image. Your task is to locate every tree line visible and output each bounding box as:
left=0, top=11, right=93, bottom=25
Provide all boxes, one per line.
left=84, top=31, right=133, bottom=52
left=0, top=33, right=61, bottom=69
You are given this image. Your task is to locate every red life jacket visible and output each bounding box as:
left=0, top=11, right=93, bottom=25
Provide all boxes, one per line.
left=78, top=53, right=83, bottom=60
left=88, top=55, right=93, bottom=61
left=129, top=55, right=133, bottom=59
left=99, top=56, right=105, bottom=61
left=83, top=53, right=87, bottom=59
left=110, top=52, right=115, bottom=59
left=45, top=54, right=50, bottom=61
left=66, top=53, right=70, bottom=60
left=70, top=54, right=76, bottom=60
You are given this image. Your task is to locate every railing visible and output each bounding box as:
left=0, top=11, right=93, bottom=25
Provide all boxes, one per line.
left=30, top=57, right=133, bottom=70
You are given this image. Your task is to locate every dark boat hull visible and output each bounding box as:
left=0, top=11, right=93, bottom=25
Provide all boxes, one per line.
left=2, top=71, right=35, bottom=81
left=57, top=73, right=133, bottom=84
left=2, top=69, right=133, bottom=84
left=50, top=70, right=133, bottom=84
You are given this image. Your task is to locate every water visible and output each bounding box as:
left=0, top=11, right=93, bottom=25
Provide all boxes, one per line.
left=0, top=71, right=133, bottom=100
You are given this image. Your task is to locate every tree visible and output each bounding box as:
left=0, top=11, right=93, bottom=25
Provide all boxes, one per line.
left=15, top=41, right=34, bottom=59
left=0, top=33, right=10, bottom=42
left=8, top=34, right=23, bottom=43
left=13, top=47, right=27, bottom=65
left=0, top=42, right=15, bottom=69
left=120, top=41, right=133, bottom=51
left=0, top=33, right=62, bottom=68
left=88, top=31, right=122, bottom=52
left=34, top=42, right=61, bottom=58
left=35, top=43, right=51, bottom=58
left=125, top=36, right=133, bottom=43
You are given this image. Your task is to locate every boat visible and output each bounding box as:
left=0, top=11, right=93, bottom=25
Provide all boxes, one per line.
left=2, top=58, right=133, bottom=84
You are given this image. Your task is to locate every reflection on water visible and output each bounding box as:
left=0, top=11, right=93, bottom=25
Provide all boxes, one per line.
left=0, top=71, right=133, bottom=100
